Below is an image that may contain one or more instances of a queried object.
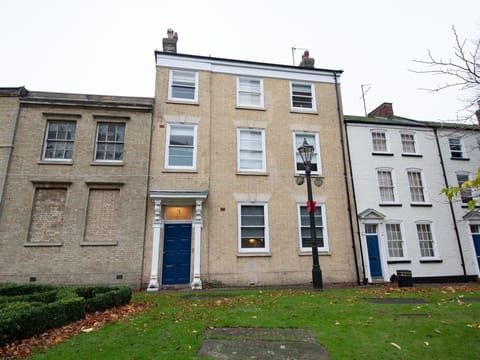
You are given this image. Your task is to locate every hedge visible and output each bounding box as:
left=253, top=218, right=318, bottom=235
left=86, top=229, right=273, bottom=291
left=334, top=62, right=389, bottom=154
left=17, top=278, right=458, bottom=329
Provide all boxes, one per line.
left=0, top=284, right=132, bottom=347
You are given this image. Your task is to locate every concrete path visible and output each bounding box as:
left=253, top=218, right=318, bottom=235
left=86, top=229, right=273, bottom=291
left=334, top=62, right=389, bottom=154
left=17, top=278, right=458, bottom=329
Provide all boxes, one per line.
left=197, top=327, right=330, bottom=359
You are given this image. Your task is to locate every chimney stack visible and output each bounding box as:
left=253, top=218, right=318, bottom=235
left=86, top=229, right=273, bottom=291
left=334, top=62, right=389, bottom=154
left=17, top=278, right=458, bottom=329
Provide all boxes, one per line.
left=299, top=50, right=315, bottom=68
left=163, top=28, right=178, bottom=54
left=368, top=102, right=394, bottom=119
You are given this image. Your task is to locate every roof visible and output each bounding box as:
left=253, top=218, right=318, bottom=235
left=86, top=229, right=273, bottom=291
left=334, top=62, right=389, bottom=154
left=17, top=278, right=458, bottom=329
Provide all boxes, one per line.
left=154, top=51, right=343, bottom=75
left=344, top=114, right=480, bottom=131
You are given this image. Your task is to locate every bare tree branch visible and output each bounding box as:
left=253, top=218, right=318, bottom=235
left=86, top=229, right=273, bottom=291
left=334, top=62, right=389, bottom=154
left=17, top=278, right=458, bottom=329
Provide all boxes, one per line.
left=410, top=25, right=480, bottom=123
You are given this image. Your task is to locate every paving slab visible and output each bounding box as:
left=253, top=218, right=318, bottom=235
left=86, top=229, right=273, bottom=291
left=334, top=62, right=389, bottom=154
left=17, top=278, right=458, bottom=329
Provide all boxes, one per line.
left=366, top=298, right=427, bottom=304
left=197, top=327, right=330, bottom=360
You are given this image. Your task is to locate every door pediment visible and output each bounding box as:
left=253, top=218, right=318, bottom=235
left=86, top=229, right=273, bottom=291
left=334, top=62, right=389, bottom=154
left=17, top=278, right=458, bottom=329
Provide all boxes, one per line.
left=358, top=208, right=386, bottom=220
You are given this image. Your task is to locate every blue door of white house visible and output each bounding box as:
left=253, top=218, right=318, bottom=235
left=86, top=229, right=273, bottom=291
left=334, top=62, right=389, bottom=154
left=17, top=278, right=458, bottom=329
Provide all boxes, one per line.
left=365, top=224, right=382, bottom=277
left=162, top=223, right=192, bottom=285
left=471, top=225, right=480, bottom=271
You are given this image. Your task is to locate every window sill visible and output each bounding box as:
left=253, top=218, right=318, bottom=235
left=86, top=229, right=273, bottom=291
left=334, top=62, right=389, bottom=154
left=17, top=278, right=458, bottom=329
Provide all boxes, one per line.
left=299, top=251, right=330, bottom=256
left=237, top=171, right=269, bottom=176
left=410, top=203, right=433, bottom=207
left=461, top=204, right=480, bottom=208
left=371, top=152, right=394, bottom=156
left=379, top=203, right=402, bottom=207
left=38, top=160, right=73, bottom=165
left=167, top=99, right=199, bottom=106
left=387, top=260, right=411, bottom=264
left=24, top=242, right=63, bottom=247
left=236, top=105, right=266, bottom=111
left=450, top=157, right=470, bottom=161
left=237, top=252, right=271, bottom=257
left=90, top=161, right=124, bottom=166
left=163, top=169, right=198, bottom=173
left=290, top=109, right=318, bottom=115
left=402, top=153, right=422, bottom=158
left=419, top=259, right=443, bottom=263
left=80, top=241, right=118, bottom=247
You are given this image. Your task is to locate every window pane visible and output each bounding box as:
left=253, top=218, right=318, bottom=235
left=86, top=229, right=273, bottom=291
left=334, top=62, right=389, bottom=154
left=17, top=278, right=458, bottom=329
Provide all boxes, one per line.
left=240, top=205, right=266, bottom=249
left=401, top=134, right=416, bottom=153
left=43, top=121, right=76, bottom=160
left=295, top=134, right=319, bottom=172
left=408, top=171, right=425, bottom=202
left=299, top=205, right=324, bottom=248
left=95, top=123, right=125, bottom=161
left=372, top=132, right=387, bottom=152
left=378, top=170, right=395, bottom=202
left=386, top=223, right=403, bottom=257
left=292, top=83, right=313, bottom=108
left=417, top=224, right=435, bottom=257
left=171, top=71, right=196, bottom=100
left=169, top=147, right=194, bottom=166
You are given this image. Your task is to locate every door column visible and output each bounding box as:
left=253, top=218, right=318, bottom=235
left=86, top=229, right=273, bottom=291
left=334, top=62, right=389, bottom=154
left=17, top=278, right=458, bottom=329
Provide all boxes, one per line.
left=148, top=199, right=162, bottom=291
left=191, top=199, right=204, bottom=290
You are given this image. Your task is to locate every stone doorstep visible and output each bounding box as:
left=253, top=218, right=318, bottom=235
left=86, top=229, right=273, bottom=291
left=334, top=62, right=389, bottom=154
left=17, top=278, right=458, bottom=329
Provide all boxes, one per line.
left=197, top=327, right=330, bottom=360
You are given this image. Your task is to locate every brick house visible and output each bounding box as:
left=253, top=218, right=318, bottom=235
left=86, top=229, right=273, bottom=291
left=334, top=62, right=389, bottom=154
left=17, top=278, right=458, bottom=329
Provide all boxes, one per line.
left=0, top=89, right=153, bottom=287
left=143, top=34, right=361, bottom=290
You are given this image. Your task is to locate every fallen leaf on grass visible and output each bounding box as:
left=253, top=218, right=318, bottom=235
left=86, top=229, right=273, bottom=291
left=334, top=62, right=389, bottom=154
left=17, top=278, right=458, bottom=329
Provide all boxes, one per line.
left=434, top=329, right=442, bottom=334
left=424, top=341, right=429, bottom=347
left=390, top=342, right=401, bottom=350
left=81, top=328, right=94, bottom=333
left=467, top=323, right=480, bottom=328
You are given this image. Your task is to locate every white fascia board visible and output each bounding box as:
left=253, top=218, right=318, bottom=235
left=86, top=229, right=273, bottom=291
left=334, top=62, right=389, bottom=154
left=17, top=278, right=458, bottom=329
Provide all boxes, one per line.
left=155, top=54, right=340, bottom=84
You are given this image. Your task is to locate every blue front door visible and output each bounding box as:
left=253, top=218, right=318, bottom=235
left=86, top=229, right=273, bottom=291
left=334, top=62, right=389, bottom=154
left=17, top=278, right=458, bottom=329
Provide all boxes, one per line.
left=162, top=223, right=192, bottom=285
left=365, top=224, right=382, bottom=277
left=471, top=226, right=480, bottom=270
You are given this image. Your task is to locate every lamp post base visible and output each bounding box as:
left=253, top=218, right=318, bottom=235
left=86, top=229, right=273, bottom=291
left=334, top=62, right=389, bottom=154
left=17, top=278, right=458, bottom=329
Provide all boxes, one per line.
left=312, top=266, right=323, bottom=291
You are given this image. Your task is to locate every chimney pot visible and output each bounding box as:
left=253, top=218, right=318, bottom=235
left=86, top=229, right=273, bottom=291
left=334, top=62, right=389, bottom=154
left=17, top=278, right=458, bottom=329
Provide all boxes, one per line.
left=163, top=28, right=178, bottom=53
left=299, top=50, right=315, bottom=68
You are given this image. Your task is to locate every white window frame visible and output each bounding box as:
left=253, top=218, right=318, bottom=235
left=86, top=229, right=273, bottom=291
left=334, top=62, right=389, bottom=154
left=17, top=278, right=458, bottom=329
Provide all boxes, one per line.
left=384, top=222, right=406, bottom=259
left=376, top=168, right=398, bottom=204
left=238, top=202, right=270, bottom=254
left=371, top=130, right=389, bottom=153
left=290, top=82, right=316, bottom=111
left=165, top=123, right=197, bottom=170
left=168, top=69, right=199, bottom=102
left=293, top=132, right=322, bottom=176
left=400, top=132, right=419, bottom=155
left=448, top=137, right=464, bottom=158
left=237, top=128, right=267, bottom=173
left=297, top=203, right=329, bottom=253
left=407, top=168, right=429, bottom=204
left=42, top=120, right=76, bottom=161
left=93, top=122, right=125, bottom=163
left=237, top=77, right=264, bottom=108
left=415, top=221, right=439, bottom=259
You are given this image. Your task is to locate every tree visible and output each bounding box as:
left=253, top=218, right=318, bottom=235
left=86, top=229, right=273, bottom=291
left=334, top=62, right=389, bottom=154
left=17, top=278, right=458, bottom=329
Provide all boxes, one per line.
left=413, top=26, right=479, bottom=208
left=412, top=25, right=480, bottom=123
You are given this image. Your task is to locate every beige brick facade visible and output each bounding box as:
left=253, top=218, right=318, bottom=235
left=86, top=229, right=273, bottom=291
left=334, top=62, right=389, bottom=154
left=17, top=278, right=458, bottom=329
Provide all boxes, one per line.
left=0, top=91, right=153, bottom=287
left=143, top=53, right=362, bottom=288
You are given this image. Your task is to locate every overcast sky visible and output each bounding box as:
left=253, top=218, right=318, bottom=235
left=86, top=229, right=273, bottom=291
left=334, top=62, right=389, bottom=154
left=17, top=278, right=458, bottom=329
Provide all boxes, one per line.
left=1, top=0, right=479, bottom=122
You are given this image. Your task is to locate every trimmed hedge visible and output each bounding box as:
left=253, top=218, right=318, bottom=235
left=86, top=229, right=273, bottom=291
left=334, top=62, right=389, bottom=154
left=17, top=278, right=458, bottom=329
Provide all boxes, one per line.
left=0, top=284, right=132, bottom=347
left=75, top=286, right=132, bottom=313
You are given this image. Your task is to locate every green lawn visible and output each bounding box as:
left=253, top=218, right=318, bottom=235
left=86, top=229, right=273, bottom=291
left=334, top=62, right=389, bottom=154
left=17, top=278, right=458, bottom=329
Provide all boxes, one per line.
left=30, top=285, right=480, bottom=359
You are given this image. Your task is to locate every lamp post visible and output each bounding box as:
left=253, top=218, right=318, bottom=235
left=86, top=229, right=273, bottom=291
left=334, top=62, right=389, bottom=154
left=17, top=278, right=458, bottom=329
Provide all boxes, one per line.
left=297, top=138, right=323, bottom=290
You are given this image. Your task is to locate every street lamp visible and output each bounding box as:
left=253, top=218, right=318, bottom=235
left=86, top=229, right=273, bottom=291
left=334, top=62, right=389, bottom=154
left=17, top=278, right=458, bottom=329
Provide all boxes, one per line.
left=297, top=138, right=323, bottom=290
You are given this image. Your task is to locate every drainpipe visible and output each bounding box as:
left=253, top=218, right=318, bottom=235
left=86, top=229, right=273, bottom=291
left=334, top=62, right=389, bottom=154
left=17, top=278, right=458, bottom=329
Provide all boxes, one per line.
left=433, top=128, right=467, bottom=280
left=333, top=73, right=363, bottom=285
left=140, top=103, right=155, bottom=290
